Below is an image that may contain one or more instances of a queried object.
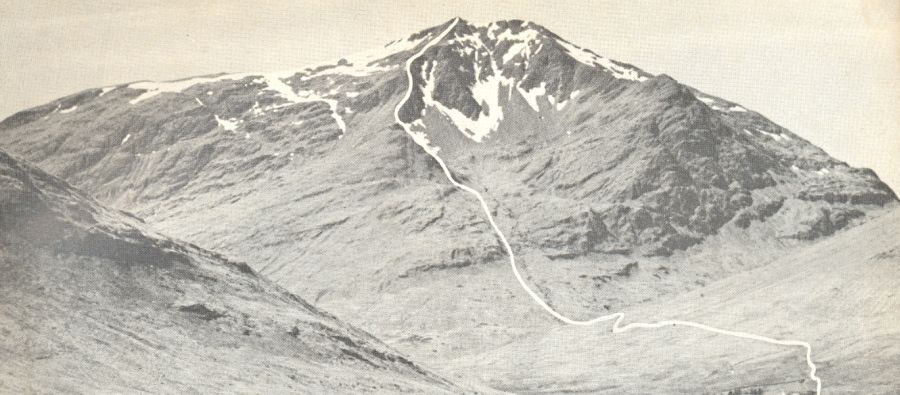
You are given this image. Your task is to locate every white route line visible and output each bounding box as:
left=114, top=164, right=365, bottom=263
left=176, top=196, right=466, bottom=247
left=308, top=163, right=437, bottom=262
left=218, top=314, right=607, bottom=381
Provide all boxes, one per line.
left=393, top=18, right=822, bottom=395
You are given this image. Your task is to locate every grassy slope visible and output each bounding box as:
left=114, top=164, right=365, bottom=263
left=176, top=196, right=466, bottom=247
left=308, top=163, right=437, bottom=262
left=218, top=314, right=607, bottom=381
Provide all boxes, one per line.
left=0, top=149, right=468, bottom=394
left=446, top=208, right=900, bottom=394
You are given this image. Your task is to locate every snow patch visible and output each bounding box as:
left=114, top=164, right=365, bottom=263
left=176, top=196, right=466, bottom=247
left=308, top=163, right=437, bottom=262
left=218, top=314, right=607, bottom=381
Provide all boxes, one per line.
left=99, top=86, right=117, bottom=97
left=194, top=98, right=204, bottom=106
left=300, top=63, right=391, bottom=80
left=59, top=105, right=77, bottom=114
left=121, top=134, right=131, bottom=144
left=756, top=128, right=791, bottom=142
left=547, top=95, right=569, bottom=110
left=555, top=38, right=648, bottom=82
left=251, top=101, right=264, bottom=116
left=215, top=115, right=238, bottom=132
left=497, top=28, right=542, bottom=65
left=128, top=73, right=252, bottom=104
left=294, top=32, right=432, bottom=82
left=517, top=82, right=546, bottom=112
left=697, top=96, right=716, bottom=105
left=420, top=46, right=512, bottom=143
left=407, top=121, right=439, bottom=154
left=258, top=75, right=346, bottom=134
left=704, top=99, right=746, bottom=113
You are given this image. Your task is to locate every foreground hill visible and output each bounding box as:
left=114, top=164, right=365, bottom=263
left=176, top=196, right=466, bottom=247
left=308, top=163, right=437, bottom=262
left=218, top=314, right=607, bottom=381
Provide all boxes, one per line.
left=0, top=149, right=464, bottom=393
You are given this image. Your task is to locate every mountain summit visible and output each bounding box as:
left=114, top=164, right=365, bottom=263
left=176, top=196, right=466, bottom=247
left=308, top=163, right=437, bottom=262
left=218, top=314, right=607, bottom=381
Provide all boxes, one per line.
left=1, top=18, right=897, bottom=393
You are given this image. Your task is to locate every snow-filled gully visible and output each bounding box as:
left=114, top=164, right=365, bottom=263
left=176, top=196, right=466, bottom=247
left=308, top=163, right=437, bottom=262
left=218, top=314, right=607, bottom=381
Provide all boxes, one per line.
left=394, top=18, right=822, bottom=395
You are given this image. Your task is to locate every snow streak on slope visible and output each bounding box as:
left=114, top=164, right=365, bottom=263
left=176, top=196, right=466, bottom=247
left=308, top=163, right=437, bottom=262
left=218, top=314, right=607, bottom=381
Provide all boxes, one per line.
left=258, top=75, right=347, bottom=134
left=214, top=115, right=239, bottom=132
left=395, top=18, right=822, bottom=395
left=555, top=38, right=648, bottom=82
left=517, top=81, right=546, bottom=112
left=128, top=74, right=253, bottom=104
left=125, top=71, right=353, bottom=135
left=493, top=26, right=543, bottom=65
left=296, top=33, right=434, bottom=81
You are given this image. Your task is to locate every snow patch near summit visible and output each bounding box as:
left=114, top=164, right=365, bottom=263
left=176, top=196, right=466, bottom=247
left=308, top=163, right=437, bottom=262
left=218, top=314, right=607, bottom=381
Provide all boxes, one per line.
left=258, top=75, right=347, bottom=134
left=556, top=39, right=648, bottom=82
left=420, top=57, right=512, bottom=143
left=128, top=73, right=252, bottom=104
left=496, top=28, right=543, bottom=65
left=298, top=31, right=436, bottom=81
left=698, top=94, right=749, bottom=114
left=697, top=96, right=717, bottom=105
left=756, top=128, right=792, bottom=143
left=98, top=86, right=117, bottom=97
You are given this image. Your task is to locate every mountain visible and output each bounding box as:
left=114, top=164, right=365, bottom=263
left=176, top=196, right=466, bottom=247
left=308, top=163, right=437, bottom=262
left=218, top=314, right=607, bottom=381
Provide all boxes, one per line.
left=0, top=148, right=465, bottom=393
left=1, top=17, right=896, bottom=393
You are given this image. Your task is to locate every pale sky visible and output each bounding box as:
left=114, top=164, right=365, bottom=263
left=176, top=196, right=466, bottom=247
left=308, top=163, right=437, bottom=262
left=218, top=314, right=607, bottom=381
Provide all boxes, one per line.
left=1, top=0, right=897, bottom=190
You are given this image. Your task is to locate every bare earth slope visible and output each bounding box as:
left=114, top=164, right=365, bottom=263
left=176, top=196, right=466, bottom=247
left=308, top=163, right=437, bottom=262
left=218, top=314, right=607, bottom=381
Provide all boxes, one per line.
left=0, top=149, right=464, bottom=393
